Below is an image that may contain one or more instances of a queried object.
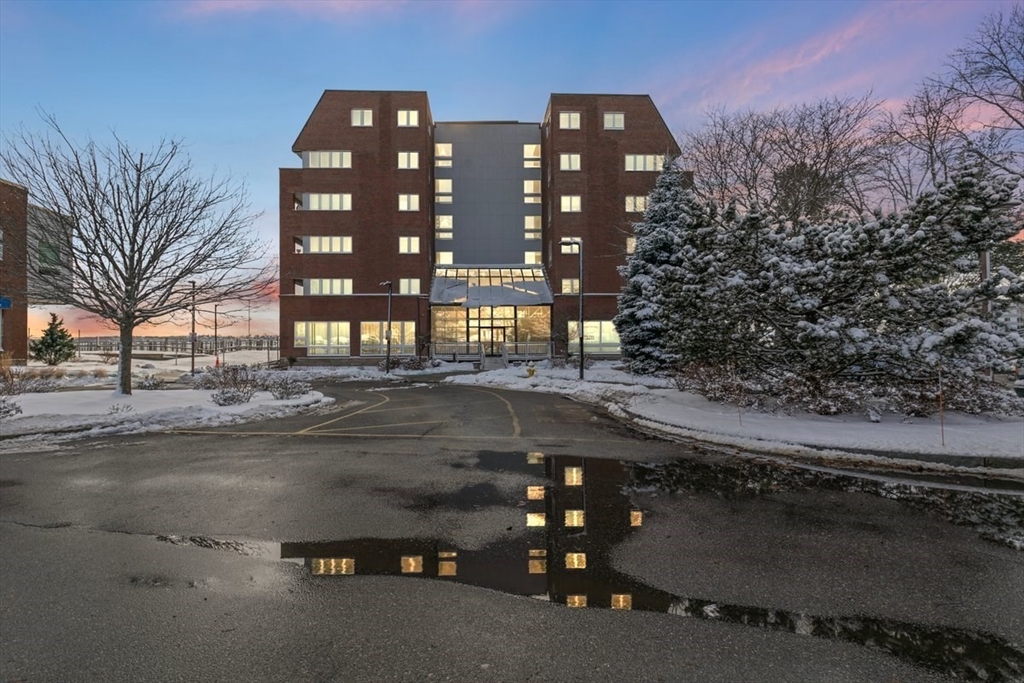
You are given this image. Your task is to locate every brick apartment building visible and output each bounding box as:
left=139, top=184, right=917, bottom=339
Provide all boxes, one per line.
left=279, top=91, right=679, bottom=362
left=0, top=179, right=29, bottom=363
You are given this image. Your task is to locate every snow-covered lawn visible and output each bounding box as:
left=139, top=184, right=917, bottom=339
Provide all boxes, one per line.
left=2, top=353, right=1021, bottom=470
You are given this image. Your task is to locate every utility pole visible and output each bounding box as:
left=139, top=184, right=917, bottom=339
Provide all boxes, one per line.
left=381, top=281, right=393, bottom=373
left=190, top=281, right=196, bottom=375
left=214, top=303, right=220, bottom=367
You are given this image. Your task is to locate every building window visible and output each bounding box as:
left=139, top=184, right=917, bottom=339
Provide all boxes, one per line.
left=299, top=278, right=353, bottom=295
left=302, top=236, right=353, bottom=253
left=568, top=320, right=621, bottom=354
left=625, top=195, right=648, bottom=213
left=360, top=321, right=416, bottom=356
left=559, top=153, right=581, bottom=171
left=293, top=321, right=351, bottom=356
left=304, top=151, right=351, bottom=169
left=351, top=109, right=373, bottom=127
left=399, top=278, right=420, bottom=295
left=397, top=151, right=419, bottom=169
left=524, top=251, right=542, bottom=264
left=397, top=109, right=419, bottom=127
left=435, top=143, right=452, bottom=167
left=559, top=112, right=581, bottom=130
left=524, top=215, right=541, bottom=240
left=398, top=236, right=420, bottom=254
left=560, top=238, right=581, bottom=254
left=437, top=251, right=454, bottom=265
left=301, top=193, right=351, bottom=211
left=625, top=154, right=665, bottom=171
left=561, top=278, right=580, bottom=294
left=435, top=178, right=452, bottom=204
left=436, top=215, right=453, bottom=240
left=523, top=144, right=541, bottom=168
left=560, top=196, right=581, bottom=213
left=523, top=180, right=541, bottom=204
left=398, top=194, right=420, bottom=211
left=603, top=112, right=625, bottom=130
left=626, top=236, right=636, bottom=254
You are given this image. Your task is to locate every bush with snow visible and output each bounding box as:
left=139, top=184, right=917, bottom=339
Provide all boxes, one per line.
left=0, top=396, right=22, bottom=418
left=135, top=376, right=166, bottom=390
left=192, top=364, right=259, bottom=401
left=260, top=374, right=311, bottom=400
left=210, top=389, right=252, bottom=406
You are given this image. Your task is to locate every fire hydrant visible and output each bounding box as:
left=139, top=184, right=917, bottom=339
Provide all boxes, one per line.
left=526, top=362, right=536, bottom=378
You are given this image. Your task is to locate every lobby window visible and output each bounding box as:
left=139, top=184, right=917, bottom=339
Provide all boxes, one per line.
left=397, top=151, right=419, bottom=169
left=524, top=251, right=542, bottom=264
left=397, top=109, right=419, bottom=127
left=398, top=236, right=420, bottom=254
left=435, top=143, right=453, bottom=167
left=561, top=238, right=581, bottom=254
left=560, top=196, right=581, bottom=213
left=398, top=194, right=420, bottom=211
left=561, top=278, right=580, bottom=294
left=604, top=112, right=625, bottom=130
left=435, top=179, right=452, bottom=204
left=304, top=278, right=353, bottom=295
left=523, top=180, right=541, bottom=204
left=559, top=153, right=581, bottom=171
left=293, top=321, right=351, bottom=356
left=399, top=278, right=420, bottom=295
left=304, top=151, right=351, bottom=169
left=625, top=154, right=665, bottom=172
left=626, top=236, right=636, bottom=254
left=523, top=144, right=541, bottom=168
left=626, top=195, right=648, bottom=213
left=559, top=111, right=581, bottom=130
left=301, top=193, right=351, bottom=211
left=437, top=251, right=454, bottom=265
left=524, top=215, right=541, bottom=240
left=361, top=321, right=416, bottom=356
left=351, top=109, right=373, bottom=127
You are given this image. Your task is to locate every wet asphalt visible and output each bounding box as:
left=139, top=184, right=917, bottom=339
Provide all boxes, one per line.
left=1, top=380, right=1022, bottom=682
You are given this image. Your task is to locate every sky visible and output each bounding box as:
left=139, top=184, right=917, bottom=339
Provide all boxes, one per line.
left=0, top=0, right=1015, bottom=337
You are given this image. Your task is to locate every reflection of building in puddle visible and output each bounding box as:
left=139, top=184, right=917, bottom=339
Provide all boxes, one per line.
left=279, top=451, right=663, bottom=611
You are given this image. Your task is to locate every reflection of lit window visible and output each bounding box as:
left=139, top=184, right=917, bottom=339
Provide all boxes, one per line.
left=526, top=512, right=546, bottom=527
left=401, top=556, right=423, bottom=573
left=566, top=595, right=587, bottom=607
left=439, top=561, right=457, bottom=576
left=529, top=549, right=547, bottom=557
left=529, top=559, right=547, bottom=574
left=565, top=510, right=585, bottom=527
left=527, top=452, right=544, bottom=465
left=565, top=553, right=586, bottom=569
left=611, top=594, right=632, bottom=610
left=527, top=485, right=545, bottom=500
left=626, top=237, right=636, bottom=254
left=631, top=510, right=643, bottom=527
left=565, top=467, right=583, bottom=486
left=312, top=558, right=355, bottom=575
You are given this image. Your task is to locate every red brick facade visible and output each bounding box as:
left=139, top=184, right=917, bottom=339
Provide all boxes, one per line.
left=0, top=179, right=29, bottom=363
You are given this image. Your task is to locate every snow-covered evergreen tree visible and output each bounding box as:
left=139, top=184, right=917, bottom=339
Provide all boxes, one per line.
left=30, top=313, right=77, bottom=366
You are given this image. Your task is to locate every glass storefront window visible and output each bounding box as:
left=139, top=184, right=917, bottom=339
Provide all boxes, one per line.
left=568, top=320, right=620, bottom=354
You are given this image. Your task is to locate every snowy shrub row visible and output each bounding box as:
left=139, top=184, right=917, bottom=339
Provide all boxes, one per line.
left=188, top=364, right=315, bottom=405
left=376, top=357, right=442, bottom=372
left=0, top=396, right=22, bottom=418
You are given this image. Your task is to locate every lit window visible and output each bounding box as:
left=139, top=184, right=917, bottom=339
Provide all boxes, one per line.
left=398, top=194, right=420, bottom=211
left=524, top=180, right=541, bottom=204
left=559, top=111, right=581, bottom=129
left=438, top=561, right=457, bottom=576
left=401, top=556, right=423, bottom=573
left=611, top=594, right=632, bottom=610
left=306, top=278, right=353, bottom=295
left=351, top=109, right=373, bottom=127
left=559, top=153, right=581, bottom=171
left=399, top=278, right=420, bottom=295
left=626, top=195, right=648, bottom=213
left=436, top=215, right=453, bottom=229
left=604, top=112, right=625, bottom=130
left=568, top=320, right=621, bottom=355
left=311, top=558, right=355, bottom=575
left=435, top=178, right=452, bottom=203
left=524, top=251, right=542, bottom=265
left=625, top=154, right=665, bottom=171
left=398, top=236, right=420, bottom=254
left=528, top=549, right=547, bottom=574
left=560, top=238, right=581, bottom=254
left=631, top=510, right=643, bottom=527
left=526, top=486, right=545, bottom=500
left=565, top=553, right=586, bottom=569
left=304, top=236, right=353, bottom=253
left=523, top=143, right=541, bottom=168
left=436, top=251, right=453, bottom=265
left=527, top=452, right=544, bottom=465
left=397, top=109, right=419, bottom=127
left=360, top=320, right=416, bottom=356
left=566, top=595, right=587, bottom=608
left=626, top=236, right=636, bottom=254
left=436, top=230, right=453, bottom=240
left=560, top=196, right=581, bottom=212
left=565, top=466, right=583, bottom=486
left=526, top=512, right=546, bottom=527
left=293, top=321, right=351, bottom=356
left=561, top=278, right=579, bottom=294
left=302, top=193, right=351, bottom=211
left=565, top=510, right=585, bottom=527
left=435, top=143, right=452, bottom=167
left=524, top=215, right=542, bottom=240
left=304, top=151, right=352, bottom=169
left=398, top=151, right=419, bottom=169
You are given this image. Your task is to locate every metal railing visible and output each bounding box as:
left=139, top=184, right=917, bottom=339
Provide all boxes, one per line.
left=430, top=342, right=484, bottom=364
left=503, top=342, right=552, bottom=360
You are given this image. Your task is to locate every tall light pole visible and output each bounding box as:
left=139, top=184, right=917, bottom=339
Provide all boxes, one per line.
left=560, top=238, right=584, bottom=381
left=189, top=281, right=196, bottom=375
left=380, top=281, right=393, bottom=374
left=214, top=303, right=220, bottom=367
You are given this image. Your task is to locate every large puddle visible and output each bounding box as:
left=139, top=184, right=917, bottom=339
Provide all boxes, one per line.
left=164, top=452, right=1024, bottom=681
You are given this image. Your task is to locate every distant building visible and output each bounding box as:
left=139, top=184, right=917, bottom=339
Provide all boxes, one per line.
left=279, top=90, right=680, bottom=362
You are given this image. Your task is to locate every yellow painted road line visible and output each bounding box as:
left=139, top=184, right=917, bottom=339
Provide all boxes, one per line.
left=468, top=388, right=520, bottom=438
left=361, top=399, right=501, bottom=415
left=313, top=420, right=445, bottom=433
left=297, top=392, right=390, bottom=433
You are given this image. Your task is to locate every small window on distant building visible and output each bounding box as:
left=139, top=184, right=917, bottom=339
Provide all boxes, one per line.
left=603, top=112, right=624, bottom=130
left=301, top=193, right=351, bottom=211
left=397, top=109, right=419, bottom=127
left=398, top=194, right=420, bottom=211
left=437, top=251, right=454, bottom=265
left=625, top=154, right=665, bottom=172
left=524, top=215, right=541, bottom=240
left=304, top=151, right=352, bottom=169
left=523, top=180, right=541, bottom=204
left=559, top=154, right=581, bottom=171
left=626, top=236, right=636, bottom=254
left=560, top=238, right=581, bottom=254
left=435, top=179, right=452, bottom=204
left=562, top=278, right=580, bottom=294
left=399, top=278, right=420, bottom=295
left=398, top=151, right=419, bottom=169
left=523, top=144, right=541, bottom=168
left=524, top=251, right=542, bottom=264
left=560, top=196, right=581, bottom=212
left=559, top=112, right=581, bottom=130
left=625, top=195, right=648, bottom=213
left=435, top=143, right=453, bottom=167
left=351, top=109, right=373, bottom=127
left=399, top=236, right=420, bottom=254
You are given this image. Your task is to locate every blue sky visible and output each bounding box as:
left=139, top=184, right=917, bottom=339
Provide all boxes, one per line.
left=0, top=0, right=1013, bottom=334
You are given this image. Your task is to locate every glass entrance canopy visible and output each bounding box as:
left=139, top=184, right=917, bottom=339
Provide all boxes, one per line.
left=429, top=266, right=553, bottom=307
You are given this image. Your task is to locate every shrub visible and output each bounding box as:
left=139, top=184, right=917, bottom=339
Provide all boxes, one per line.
left=107, top=403, right=134, bottom=414
left=91, top=368, right=109, bottom=379
left=135, top=376, right=166, bottom=390
left=0, top=396, right=22, bottom=418
left=566, top=354, right=596, bottom=370
left=379, top=357, right=441, bottom=372
left=211, top=389, right=251, bottom=406
left=194, top=364, right=259, bottom=403
left=260, top=375, right=311, bottom=400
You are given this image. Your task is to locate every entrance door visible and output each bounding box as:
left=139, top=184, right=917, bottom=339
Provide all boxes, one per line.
left=479, top=327, right=505, bottom=356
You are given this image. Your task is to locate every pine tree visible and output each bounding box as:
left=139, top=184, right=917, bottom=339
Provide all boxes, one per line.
left=30, top=313, right=77, bottom=366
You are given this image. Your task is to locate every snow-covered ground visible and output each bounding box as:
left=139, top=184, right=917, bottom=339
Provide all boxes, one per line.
left=2, top=352, right=1021, bottom=472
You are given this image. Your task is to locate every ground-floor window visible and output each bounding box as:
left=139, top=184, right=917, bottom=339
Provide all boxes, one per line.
left=294, top=321, right=351, bottom=356
left=431, top=306, right=550, bottom=355
left=360, top=321, right=416, bottom=356
left=568, top=320, right=620, bottom=355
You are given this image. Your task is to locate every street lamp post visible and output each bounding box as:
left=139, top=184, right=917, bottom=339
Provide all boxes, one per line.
left=189, top=281, right=196, bottom=376
left=381, top=281, right=393, bottom=374
left=214, top=303, right=220, bottom=367
left=560, top=239, right=584, bottom=381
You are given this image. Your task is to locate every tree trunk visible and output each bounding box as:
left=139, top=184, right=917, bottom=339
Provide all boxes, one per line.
left=118, top=324, right=134, bottom=395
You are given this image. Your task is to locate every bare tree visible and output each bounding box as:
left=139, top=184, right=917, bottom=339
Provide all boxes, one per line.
left=1, top=115, right=275, bottom=394
left=680, top=94, right=883, bottom=221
